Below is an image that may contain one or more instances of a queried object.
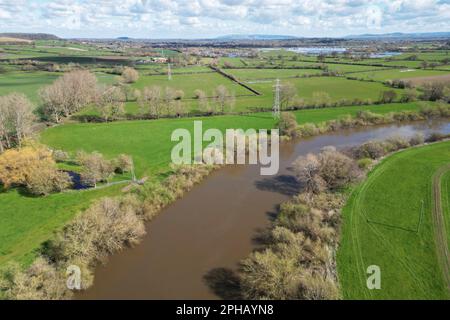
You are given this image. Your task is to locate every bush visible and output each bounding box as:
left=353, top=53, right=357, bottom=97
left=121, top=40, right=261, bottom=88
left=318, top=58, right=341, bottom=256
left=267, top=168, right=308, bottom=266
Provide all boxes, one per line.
left=121, top=67, right=139, bottom=83
left=386, top=135, right=410, bottom=151
left=379, top=90, right=397, bottom=103
left=238, top=188, right=343, bottom=300
left=0, top=258, right=70, bottom=300
left=409, top=133, right=425, bottom=146
left=0, top=146, right=71, bottom=195
left=277, top=112, right=298, bottom=138
left=351, top=141, right=386, bottom=159
left=294, top=148, right=360, bottom=193
left=53, top=150, right=69, bottom=162
left=426, top=132, right=447, bottom=143
left=78, top=151, right=114, bottom=187
left=26, top=166, right=72, bottom=196
left=54, top=196, right=146, bottom=266
left=318, top=149, right=361, bottom=190
left=420, top=83, right=445, bottom=101
left=357, top=158, right=372, bottom=170
left=114, top=154, right=133, bottom=174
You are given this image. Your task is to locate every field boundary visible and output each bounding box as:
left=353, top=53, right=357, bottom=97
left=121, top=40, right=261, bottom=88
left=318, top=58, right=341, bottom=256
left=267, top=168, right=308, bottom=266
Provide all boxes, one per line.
left=210, top=66, right=262, bottom=96
left=432, top=164, right=450, bottom=293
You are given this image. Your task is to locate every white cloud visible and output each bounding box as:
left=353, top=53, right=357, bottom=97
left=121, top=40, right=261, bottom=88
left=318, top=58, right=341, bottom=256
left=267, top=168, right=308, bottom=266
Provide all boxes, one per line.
left=0, top=0, right=448, bottom=37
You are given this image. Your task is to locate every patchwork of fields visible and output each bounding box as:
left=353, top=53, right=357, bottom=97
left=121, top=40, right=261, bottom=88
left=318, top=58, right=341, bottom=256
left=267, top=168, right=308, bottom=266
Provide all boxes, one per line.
left=1, top=42, right=450, bottom=300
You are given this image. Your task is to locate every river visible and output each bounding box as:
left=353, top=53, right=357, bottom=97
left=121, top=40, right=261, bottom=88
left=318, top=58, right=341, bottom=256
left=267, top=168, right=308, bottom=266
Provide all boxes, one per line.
left=77, top=120, right=450, bottom=300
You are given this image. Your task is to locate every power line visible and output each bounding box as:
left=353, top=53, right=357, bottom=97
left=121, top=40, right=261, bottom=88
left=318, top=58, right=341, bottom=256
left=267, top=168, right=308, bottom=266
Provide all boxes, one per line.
left=273, top=78, right=280, bottom=119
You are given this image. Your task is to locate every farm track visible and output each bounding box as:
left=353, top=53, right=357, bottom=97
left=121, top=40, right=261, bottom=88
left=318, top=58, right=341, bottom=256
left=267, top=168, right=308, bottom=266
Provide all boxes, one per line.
left=432, top=164, right=450, bottom=293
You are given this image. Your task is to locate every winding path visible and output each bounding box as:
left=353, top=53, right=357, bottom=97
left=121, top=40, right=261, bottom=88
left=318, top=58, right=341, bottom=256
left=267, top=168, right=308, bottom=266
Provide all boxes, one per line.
left=432, top=165, right=450, bottom=293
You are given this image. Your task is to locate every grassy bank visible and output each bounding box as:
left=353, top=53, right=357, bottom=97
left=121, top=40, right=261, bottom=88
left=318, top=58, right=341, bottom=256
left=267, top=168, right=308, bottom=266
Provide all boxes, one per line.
left=0, top=101, right=440, bottom=269
left=338, top=141, right=450, bottom=299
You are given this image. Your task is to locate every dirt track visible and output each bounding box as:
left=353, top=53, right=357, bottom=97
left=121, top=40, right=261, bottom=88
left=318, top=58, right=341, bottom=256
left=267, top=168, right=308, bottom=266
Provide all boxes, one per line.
left=432, top=165, right=450, bottom=293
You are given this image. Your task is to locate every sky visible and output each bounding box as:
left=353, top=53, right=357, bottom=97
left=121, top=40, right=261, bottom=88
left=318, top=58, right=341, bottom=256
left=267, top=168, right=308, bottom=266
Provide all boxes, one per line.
left=0, top=0, right=449, bottom=39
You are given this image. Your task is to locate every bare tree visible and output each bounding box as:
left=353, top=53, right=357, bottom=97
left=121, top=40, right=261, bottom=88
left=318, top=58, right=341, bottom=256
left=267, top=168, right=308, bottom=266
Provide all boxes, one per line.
left=121, top=67, right=139, bottom=83
left=293, top=154, right=324, bottom=193
left=194, top=89, right=210, bottom=113
left=280, top=82, right=297, bottom=109
left=40, top=70, right=97, bottom=122
left=139, top=86, right=163, bottom=118
left=96, top=86, right=125, bottom=122
left=214, top=85, right=235, bottom=114
left=0, top=93, right=35, bottom=149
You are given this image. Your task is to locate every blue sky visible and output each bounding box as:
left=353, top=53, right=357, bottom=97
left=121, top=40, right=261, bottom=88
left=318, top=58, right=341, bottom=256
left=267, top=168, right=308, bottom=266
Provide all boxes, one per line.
left=0, top=0, right=449, bottom=38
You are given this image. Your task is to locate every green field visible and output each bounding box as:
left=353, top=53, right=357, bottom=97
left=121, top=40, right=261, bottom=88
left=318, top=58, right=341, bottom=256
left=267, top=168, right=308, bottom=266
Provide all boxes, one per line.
left=441, top=171, right=450, bottom=250
left=227, top=68, right=323, bottom=80
left=0, top=71, right=117, bottom=104
left=250, top=76, right=403, bottom=103
left=338, top=141, right=450, bottom=299
left=0, top=71, right=59, bottom=102
left=352, top=69, right=450, bottom=82
left=44, top=102, right=431, bottom=175
left=131, top=72, right=254, bottom=98
left=2, top=40, right=450, bottom=302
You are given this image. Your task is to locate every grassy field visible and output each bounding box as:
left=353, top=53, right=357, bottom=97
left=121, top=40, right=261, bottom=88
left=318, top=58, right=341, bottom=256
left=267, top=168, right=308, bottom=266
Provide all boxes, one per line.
left=44, top=102, right=431, bottom=176
left=338, top=141, right=450, bottom=299
left=227, top=68, right=323, bottom=80
left=0, top=71, right=117, bottom=104
left=250, top=76, right=403, bottom=103
left=0, top=71, right=59, bottom=102
left=351, top=69, right=450, bottom=82
left=0, top=185, right=123, bottom=267
left=440, top=171, right=450, bottom=250
left=131, top=72, right=254, bottom=98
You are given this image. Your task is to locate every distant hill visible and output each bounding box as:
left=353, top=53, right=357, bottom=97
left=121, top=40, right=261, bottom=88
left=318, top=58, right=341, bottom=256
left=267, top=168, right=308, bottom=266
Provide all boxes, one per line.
left=0, top=33, right=60, bottom=40
left=215, top=34, right=300, bottom=41
left=345, top=32, right=450, bottom=40
left=117, top=37, right=132, bottom=40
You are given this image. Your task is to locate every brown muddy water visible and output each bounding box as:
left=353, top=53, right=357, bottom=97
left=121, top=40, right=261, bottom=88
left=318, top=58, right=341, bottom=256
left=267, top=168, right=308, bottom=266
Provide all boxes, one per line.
left=77, top=120, right=450, bottom=300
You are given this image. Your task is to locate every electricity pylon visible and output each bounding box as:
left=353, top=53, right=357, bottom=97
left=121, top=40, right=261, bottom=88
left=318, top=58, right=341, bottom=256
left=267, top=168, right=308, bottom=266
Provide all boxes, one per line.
left=273, top=78, right=280, bottom=119
left=168, top=63, right=172, bottom=81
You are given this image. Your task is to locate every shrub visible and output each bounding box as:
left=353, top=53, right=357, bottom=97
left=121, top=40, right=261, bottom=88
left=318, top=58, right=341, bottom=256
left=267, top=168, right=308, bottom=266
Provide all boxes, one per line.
left=357, top=158, right=372, bottom=170
left=400, top=89, right=417, bottom=102
left=297, top=273, right=341, bottom=300
left=409, top=133, right=425, bottom=146
left=292, top=154, right=324, bottom=194
left=121, top=67, right=139, bottom=83
left=426, top=132, right=447, bottom=143
left=54, top=196, right=146, bottom=266
left=297, top=123, right=320, bottom=137
left=114, top=154, right=133, bottom=174
left=0, top=146, right=71, bottom=195
left=0, top=258, right=70, bottom=300
left=78, top=151, right=114, bottom=187
left=240, top=249, right=302, bottom=300
left=277, top=112, right=298, bottom=138
left=26, top=166, right=72, bottom=196
left=386, top=135, right=410, bottom=151
left=351, top=140, right=386, bottom=159
left=420, top=82, right=445, bottom=101
left=52, top=150, right=69, bottom=162
left=379, top=90, right=397, bottom=103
